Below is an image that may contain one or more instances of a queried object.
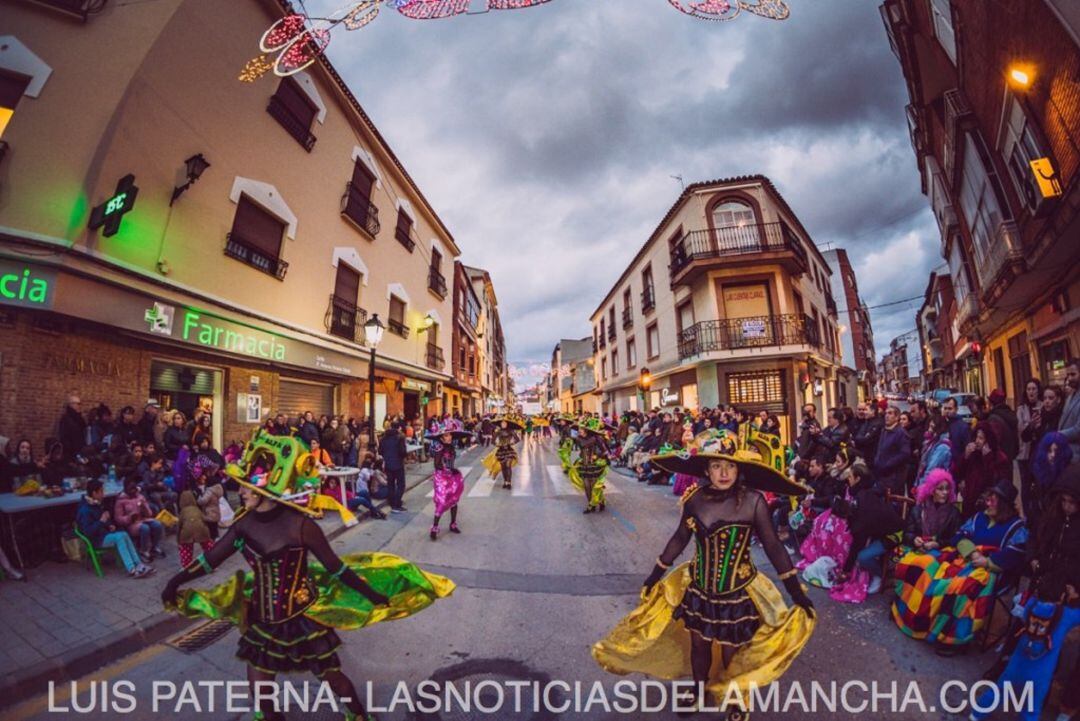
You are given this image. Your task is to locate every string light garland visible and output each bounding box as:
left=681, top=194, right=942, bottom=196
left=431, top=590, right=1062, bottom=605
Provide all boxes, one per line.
left=239, top=0, right=789, bottom=82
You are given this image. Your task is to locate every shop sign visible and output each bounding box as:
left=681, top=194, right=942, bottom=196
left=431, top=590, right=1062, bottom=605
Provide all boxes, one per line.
left=661, top=387, right=680, bottom=405
left=237, top=392, right=262, bottom=423
left=401, top=379, right=431, bottom=392
left=0, top=261, right=55, bottom=309
left=741, top=318, right=768, bottom=338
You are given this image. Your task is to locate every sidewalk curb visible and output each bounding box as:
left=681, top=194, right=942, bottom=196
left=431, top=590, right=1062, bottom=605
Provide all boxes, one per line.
left=0, top=468, right=436, bottom=712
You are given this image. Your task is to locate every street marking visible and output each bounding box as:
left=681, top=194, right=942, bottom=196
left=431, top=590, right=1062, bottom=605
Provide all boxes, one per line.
left=468, top=473, right=498, bottom=497
left=546, top=465, right=576, bottom=497
left=425, top=467, right=473, bottom=497
left=511, top=469, right=534, bottom=496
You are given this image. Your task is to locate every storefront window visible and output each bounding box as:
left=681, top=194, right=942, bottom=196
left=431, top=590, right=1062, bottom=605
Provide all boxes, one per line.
left=1042, top=339, right=1071, bottom=386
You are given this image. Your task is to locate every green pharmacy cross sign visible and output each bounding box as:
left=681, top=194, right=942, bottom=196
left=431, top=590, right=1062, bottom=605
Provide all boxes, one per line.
left=88, top=174, right=139, bottom=237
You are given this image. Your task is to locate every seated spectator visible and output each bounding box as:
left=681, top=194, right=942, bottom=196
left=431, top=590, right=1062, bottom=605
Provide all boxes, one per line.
left=115, top=405, right=140, bottom=446
left=114, top=477, right=165, bottom=562
left=191, top=433, right=226, bottom=473
left=85, top=404, right=115, bottom=456
left=322, top=476, right=385, bottom=520
left=309, top=437, right=334, bottom=468
left=956, top=423, right=1009, bottom=518
left=75, top=479, right=154, bottom=578
left=115, top=442, right=144, bottom=481
left=797, top=461, right=870, bottom=603
left=834, top=461, right=903, bottom=595
left=41, top=440, right=74, bottom=487
left=140, top=454, right=176, bottom=514
left=4, top=438, right=43, bottom=492
left=903, top=468, right=961, bottom=554
left=176, top=489, right=214, bottom=568
left=892, top=480, right=1027, bottom=654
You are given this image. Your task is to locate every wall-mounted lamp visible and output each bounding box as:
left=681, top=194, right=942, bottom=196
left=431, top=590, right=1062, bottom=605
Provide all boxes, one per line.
left=418, top=313, right=436, bottom=332
left=1007, top=64, right=1035, bottom=90
left=170, top=153, right=211, bottom=205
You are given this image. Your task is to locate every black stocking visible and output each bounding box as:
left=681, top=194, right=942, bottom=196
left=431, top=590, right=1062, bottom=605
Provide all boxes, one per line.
left=319, top=668, right=365, bottom=716
left=501, top=463, right=512, bottom=486
left=450, top=505, right=458, bottom=524
left=688, top=636, right=736, bottom=703
left=584, top=478, right=595, bottom=507
left=247, top=666, right=284, bottom=721
left=432, top=513, right=441, bottom=528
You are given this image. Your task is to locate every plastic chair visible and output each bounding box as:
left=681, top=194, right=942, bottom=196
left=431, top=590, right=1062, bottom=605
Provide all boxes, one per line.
left=72, top=528, right=118, bottom=578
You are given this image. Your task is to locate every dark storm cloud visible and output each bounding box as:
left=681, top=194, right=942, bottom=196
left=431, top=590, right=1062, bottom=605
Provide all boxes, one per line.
left=313, top=0, right=941, bottom=378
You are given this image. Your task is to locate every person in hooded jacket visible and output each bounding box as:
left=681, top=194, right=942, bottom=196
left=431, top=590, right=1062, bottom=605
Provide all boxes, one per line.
left=57, top=395, right=87, bottom=463
left=956, top=423, right=1009, bottom=518
left=833, top=462, right=903, bottom=594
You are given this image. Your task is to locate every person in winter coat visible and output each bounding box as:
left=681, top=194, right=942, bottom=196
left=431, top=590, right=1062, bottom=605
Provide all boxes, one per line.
left=942, top=397, right=972, bottom=466
left=136, top=400, right=161, bottom=445
left=176, top=489, right=214, bottom=568
left=298, top=411, right=320, bottom=446
left=834, top=462, right=903, bottom=594
left=190, top=460, right=224, bottom=539
left=874, top=406, right=912, bottom=495
left=75, top=480, right=154, bottom=578
left=1016, top=378, right=1044, bottom=525
left=57, top=395, right=87, bottom=463
left=903, top=468, right=962, bottom=552
left=85, top=404, right=115, bottom=457
left=813, top=409, right=851, bottom=464
left=114, top=477, right=164, bottom=563
left=1021, top=385, right=1065, bottom=466
left=915, top=414, right=953, bottom=485
left=139, top=454, right=176, bottom=514
left=956, top=423, right=1010, bottom=518
left=163, top=411, right=188, bottom=461
left=985, top=388, right=1019, bottom=463
left=379, top=423, right=408, bottom=512
left=852, top=403, right=884, bottom=461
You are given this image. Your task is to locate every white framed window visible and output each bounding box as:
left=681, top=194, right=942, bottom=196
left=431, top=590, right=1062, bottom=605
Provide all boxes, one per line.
left=711, top=200, right=760, bottom=248
left=999, top=93, right=1047, bottom=211
left=647, top=323, right=660, bottom=359
left=929, top=0, right=957, bottom=64
left=611, top=349, right=619, bottom=376
left=627, top=338, right=637, bottom=369
left=958, top=132, right=1009, bottom=265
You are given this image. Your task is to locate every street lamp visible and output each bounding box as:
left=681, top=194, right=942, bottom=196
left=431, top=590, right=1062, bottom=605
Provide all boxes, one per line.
left=1007, top=64, right=1034, bottom=90
left=170, top=153, right=211, bottom=205
left=364, top=314, right=385, bottom=452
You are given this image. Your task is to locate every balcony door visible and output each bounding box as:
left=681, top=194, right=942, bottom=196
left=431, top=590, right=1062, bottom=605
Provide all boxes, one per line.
left=720, top=282, right=773, bottom=347
left=712, top=200, right=761, bottom=252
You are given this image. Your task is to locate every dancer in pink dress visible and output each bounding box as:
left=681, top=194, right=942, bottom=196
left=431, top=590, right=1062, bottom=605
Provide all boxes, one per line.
left=428, top=419, right=472, bottom=541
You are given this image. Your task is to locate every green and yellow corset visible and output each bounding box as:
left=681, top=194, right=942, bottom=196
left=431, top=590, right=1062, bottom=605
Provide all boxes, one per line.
left=686, top=520, right=757, bottom=595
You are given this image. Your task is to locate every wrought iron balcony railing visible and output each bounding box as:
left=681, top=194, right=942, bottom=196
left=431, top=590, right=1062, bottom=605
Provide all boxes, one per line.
left=387, top=318, right=410, bottom=338
left=621, top=307, right=633, bottom=329
left=395, top=226, right=416, bottom=252
left=428, top=268, right=448, bottom=298
left=426, top=344, right=444, bottom=370
left=976, top=220, right=1024, bottom=291
left=641, top=286, right=656, bottom=313
left=224, top=233, right=288, bottom=280
left=340, top=182, right=380, bottom=238
left=669, top=222, right=807, bottom=277
left=324, top=295, right=368, bottom=344
left=267, top=95, right=316, bottom=152
left=607, top=324, right=617, bottom=341
left=598, top=334, right=607, bottom=350
left=677, top=314, right=821, bottom=359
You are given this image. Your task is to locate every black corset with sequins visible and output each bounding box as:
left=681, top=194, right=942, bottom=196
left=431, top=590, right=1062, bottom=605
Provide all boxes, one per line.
left=688, top=522, right=757, bottom=594
left=242, top=543, right=318, bottom=623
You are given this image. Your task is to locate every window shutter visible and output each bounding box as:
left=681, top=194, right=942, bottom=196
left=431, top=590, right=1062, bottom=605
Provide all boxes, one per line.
left=275, top=78, right=317, bottom=127
left=389, top=296, right=406, bottom=324
left=396, top=209, right=412, bottom=234
left=334, top=263, right=361, bottom=303
left=232, top=197, right=285, bottom=257
left=351, top=159, right=375, bottom=199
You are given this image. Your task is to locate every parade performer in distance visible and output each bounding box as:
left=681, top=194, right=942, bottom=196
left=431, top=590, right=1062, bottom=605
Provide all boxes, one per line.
left=557, top=415, right=576, bottom=475
left=428, top=418, right=472, bottom=541
left=592, top=430, right=815, bottom=719
left=483, top=416, right=523, bottom=489
left=160, top=430, right=455, bottom=721
left=570, top=417, right=613, bottom=514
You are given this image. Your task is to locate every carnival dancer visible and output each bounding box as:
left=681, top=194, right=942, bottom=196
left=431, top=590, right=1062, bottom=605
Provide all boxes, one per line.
left=570, top=418, right=614, bottom=514
left=483, top=416, right=523, bottom=489
left=592, top=430, right=815, bottom=718
left=428, top=418, right=472, bottom=541
left=557, top=415, right=576, bottom=475
left=161, top=430, right=454, bottom=721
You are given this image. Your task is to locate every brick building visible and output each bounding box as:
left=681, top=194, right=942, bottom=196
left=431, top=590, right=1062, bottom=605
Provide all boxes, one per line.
left=822, top=248, right=876, bottom=402
left=882, top=0, right=1080, bottom=402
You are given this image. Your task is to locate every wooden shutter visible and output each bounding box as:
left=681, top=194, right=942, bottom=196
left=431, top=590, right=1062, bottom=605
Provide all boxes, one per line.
left=333, top=263, right=360, bottom=304
left=275, top=78, right=316, bottom=127
left=431, top=248, right=442, bottom=271
left=389, top=296, right=406, bottom=324
left=351, top=159, right=375, bottom=199
left=396, top=209, right=412, bottom=235
left=232, top=197, right=284, bottom=257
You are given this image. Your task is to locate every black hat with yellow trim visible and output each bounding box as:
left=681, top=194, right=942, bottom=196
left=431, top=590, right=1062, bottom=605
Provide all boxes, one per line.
left=650, top=429, right=808, bottom=496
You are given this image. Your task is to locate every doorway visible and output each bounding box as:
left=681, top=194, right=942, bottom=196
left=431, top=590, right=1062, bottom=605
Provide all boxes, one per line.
left=149, top=359, right=223, bottom=449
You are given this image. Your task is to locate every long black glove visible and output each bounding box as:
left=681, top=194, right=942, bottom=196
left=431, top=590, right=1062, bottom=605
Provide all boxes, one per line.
left=783, top=574, right=815, bottom=618
left=642, top=563, right=667, bottom=597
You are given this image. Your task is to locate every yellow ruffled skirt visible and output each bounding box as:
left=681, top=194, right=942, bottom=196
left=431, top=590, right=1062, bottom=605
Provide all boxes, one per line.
left=592, top=562, right=814, bottom=704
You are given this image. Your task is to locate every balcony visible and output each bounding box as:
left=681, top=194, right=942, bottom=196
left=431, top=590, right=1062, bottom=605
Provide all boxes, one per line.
left=976, top=220, right=1025, bottom=294
left=621, top=307, right=633, bottom=330
left=607, top=324, right=616, bottom=342
left=324, top=295, right=368, bottom=344
left=267, top=95, right=316, bottom=152
left=426, top=344, right=444, bottom=370
left=641, top=286, right=656, bottom=313
left=598, top=334, right=607, bottom=350
left=224, top=233, right=288, bottom=280
left=387, top=318, right=410, bottom=338
left=428, top=268, right=448, bottom=299
left=906, top=104, right=929, bottom=158
left=668, top=222, right=808, bottom=286
left=340, top=183, right=380, bottom=238
left=956, top=293, right=979, bottom=328
left=395, top=226, right=416, bottom=252
left=677, top=314, right=821, bottom=360
left=825, top=293, right=838, bottom=316
left=942, top=89, right=975, bottom=186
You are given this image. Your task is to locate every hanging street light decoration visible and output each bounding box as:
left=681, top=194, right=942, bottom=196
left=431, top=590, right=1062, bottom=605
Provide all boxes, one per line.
left=239, top=0, right=788, bottom=82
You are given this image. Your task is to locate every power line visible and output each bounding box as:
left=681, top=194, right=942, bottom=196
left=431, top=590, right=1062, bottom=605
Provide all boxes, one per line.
left=837, top=294, right=924, bottom=315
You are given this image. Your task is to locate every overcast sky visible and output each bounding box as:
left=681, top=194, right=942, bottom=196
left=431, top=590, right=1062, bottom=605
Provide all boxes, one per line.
left=311, top=0, right=941, bottom=386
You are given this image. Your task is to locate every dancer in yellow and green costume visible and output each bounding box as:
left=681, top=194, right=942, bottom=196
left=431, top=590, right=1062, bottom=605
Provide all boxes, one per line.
left=569, top=417, right=613, bottom=513
left=555, top=414, right=576, bottom=474
left=160, top=430, right=454, bottom=721
left=481, top=415, right=524, bottom=489
left=592, top=430, right=815, bottom=719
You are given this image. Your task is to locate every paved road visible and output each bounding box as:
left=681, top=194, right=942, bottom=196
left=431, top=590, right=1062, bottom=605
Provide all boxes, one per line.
left=6, top=438, right=995, bottom=721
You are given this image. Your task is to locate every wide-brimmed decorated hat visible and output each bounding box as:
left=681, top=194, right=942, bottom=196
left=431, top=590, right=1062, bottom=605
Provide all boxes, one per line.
left=225, top=429, right=357, bottom=525
left=577, top=417, right=616, bottom=436
left=494, top=415, right=526, bottom=431
left=651, top=429, right=808, bottom=496
left=425, top=417, right=474, bottom=441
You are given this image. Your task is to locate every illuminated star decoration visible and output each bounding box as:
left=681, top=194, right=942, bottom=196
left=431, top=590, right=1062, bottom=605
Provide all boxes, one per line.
left=239, top=0, right=788, bottom=82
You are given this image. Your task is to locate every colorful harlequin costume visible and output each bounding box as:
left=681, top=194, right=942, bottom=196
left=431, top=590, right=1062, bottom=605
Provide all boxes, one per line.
left=161, top=430, right=454, bottom=719
left=426, top=419, right=472, bottom=539
left=569, top=418, right=613, bottom=513
left=483, top=416, right=523, bottom=488
left=592, top=430, right=815, bottom=711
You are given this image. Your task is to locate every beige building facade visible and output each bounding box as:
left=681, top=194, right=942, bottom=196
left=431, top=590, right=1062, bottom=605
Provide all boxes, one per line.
left=0, top=0, right=466, bottom=449
left=589, top=176, right=843, bottom=442
left=465, top=265, right=510, bottom=412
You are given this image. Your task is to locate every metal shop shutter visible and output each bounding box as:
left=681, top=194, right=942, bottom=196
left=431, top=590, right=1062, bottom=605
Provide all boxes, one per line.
left=150, top=361, right=217, bottom=395
left=277, top=379, right=335, bottom=419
